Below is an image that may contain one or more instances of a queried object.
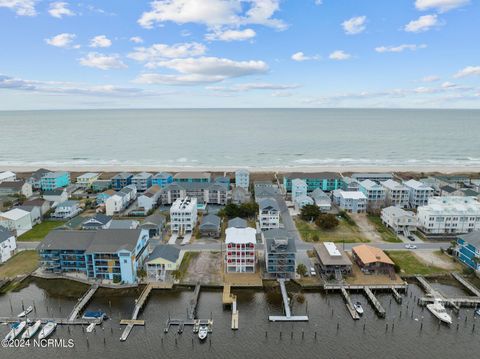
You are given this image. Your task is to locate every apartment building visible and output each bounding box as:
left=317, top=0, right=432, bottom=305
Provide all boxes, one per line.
left=381, top=179, right=409, bottom=208
left=225, top=227, right=256, bottom=273
left=404, top=179, right=434, bottom=208
left=170, top=197, right=198, bottom=234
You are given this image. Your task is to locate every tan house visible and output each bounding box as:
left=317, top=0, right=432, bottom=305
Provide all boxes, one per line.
left=351, top=244, right=395, bottom=275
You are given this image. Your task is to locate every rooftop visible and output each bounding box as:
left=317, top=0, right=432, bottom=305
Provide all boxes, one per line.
left=0, top=208, right=30, bottom=221
left=314, top=242, right=352, bottom=267
left=111, top=172, right=133, bottom=180
left=381, top=179, right=407, bottom=191
left=258, top=198, right=279, bottom=211
left=0, top=171, right=16, bottom=181
left=227, top=217, right=248, bottom=228
left=352, top=244, right=394, bottom=265
left=333, top=190, right=367, bottom=200
left=404, top=179, right=433, bottom=191
left=264, top=228, right=296, bottom=253
left=173, top=172, right=211, bottom=180
left=147, top=244, right=181, bottom=263
left=458, top=230, right=480, bottom=249
left=77, top=173, right=100, bottom=180
left=284, top=172, right=341, bottom=180
left=225, top=227, right=256, bottom=244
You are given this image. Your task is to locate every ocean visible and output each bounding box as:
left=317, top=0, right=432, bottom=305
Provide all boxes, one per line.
left=0, top=108, right=479, bottom=170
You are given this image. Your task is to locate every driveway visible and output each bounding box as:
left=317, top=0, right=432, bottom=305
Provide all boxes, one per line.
left=349, top=213, right=383, bottom=243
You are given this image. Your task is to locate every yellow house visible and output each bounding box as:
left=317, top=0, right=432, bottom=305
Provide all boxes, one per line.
left=145, top=245, right=184, bottom=281
left=76, top=173, right=101, bottom=188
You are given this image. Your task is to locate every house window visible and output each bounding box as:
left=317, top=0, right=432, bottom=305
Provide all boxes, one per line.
left=124, top=259, right=127, bottom=264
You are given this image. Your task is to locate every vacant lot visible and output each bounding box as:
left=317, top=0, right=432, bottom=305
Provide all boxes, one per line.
left=18, top=221, right=65, bottom=241
left=182, top=252, right=223, bottom=285
left=386, top=251, right=454, bottom=276
left=365, top=214, right=402, bottom=243
left=295, top=218, right=369, bottom=243
left=0, top=251, right=39, bottom=279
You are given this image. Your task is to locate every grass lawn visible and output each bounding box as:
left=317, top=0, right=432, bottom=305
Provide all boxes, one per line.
left=18, top=221, right=66, bottom=241
left=175, top=252, right=200, bottom=280
left=295, top=218, right=369, bottom=243
left=385, top=251, right=450, bottom=276
left=0, top=251, right=39, bottom=279
left=367, top=215, right=402, bottom=243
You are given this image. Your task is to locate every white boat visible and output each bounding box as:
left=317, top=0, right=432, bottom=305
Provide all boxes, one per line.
left=427, top=300, right=452, bottom=324
left=86, top=323, right=96, bottom=333
left=4, top=321, right=27, bottom=341
left=22, top=320, right=42, bottom=339
left=17, top=306, right=33, bottom=318
left=354, top=302, right=364, bottom=315
left=198, top=325, right=208, bottom=340
left=38, top=321, right=57, bottom=340
left=475, top=308, right=480, bottom=316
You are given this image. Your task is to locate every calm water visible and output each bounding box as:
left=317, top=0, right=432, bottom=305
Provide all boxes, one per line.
left=1, top=281, right=480, bottom=359
left=0, top=109, right=479, bottom=168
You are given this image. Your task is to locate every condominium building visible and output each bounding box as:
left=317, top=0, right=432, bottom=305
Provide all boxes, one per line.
left=132, top=172, right=153, bottom=192
left=160, top=182, right=227, bottom=205
left=170, top=197, right=198, bottom=234
left=225, top=227, right=256, bottom=273
left=0, top=171, right=16, bottom=183
left=381, top=179, right=409, bottom=208
left=404, top=179, right=434, bottom=208
left=283, top=172, right=343, bottom=192
left=351, top=173, right=393, bottom=183
left=258, top=198, right=280, bottom=230
left=359, top=179, right=386, bottom=203
left=173, top=172, right=211, bottom=183
left=456, top=231, right=480, bottom=270
left=40, top=171, right=70, bottom=191
left=152, top=172, right=173, bottom=188
left=235, top=169, right=250, bottom=190
left=291, top=178, right=308, bottom=202
left=110, top=172, right=133, bottom=191
left=381, top=206, right=418, bottom=234
left=332, top=190, right=367, bottom=213
left=417, top=197, right=480, bottom=235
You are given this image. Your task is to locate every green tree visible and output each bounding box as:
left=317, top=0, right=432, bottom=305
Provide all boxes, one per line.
left=300, top=204, right=320, bottom=222
left=296, top=263, right=307, bottom=277
left=315, top=213, right=339, bottom=230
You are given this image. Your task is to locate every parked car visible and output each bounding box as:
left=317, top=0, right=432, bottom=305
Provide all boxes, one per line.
left=310, top=267, right=317, bottom=276
left=405, top=244, right=417, bottom=249
left=408, top=235, right=416, bottom=241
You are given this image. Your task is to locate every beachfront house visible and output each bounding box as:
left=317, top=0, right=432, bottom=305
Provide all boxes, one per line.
left=199, top=214, right=221, bottom=238
left=314, top=242, right=352, bottom=278
left=0, top=180, right=33, bottom=198
left=152, top=172, right=173, bottom=188
left=76, top=173, right=100, bottom=188
left=0, top=226, right=16, bottom=263
left=27, top=168, right=50, bottom=190
left=159, top=182, right=228, bottom=205
left=351, top=244, right=395, bottom=275
left=110, top=172, right=133, bottom=191
left=310, top=188, right=332, bottom=212
left=52, top=200, right=81, bottom=219
left=40, top=171, right=70, bottom=191
left=91, top=180, right=111, bottom=192
left=404, top=179, right=434, bottom=208
left=225, top=226, right=256, bottom=273
left=43, top=188, right=68, bottom=206
left=264, top=228, right=296, bottom=278
left=235, top=169, right=250, bottom=190
left=359, top=179, right=386, bottom=205
left=145, top=245, right=184, bottom=282
left=81, top=214, right=112, bottom=230
left=381, top=206, right=418, bottom=235
left=341, top=177, right=361, bottom=192
left=332, top=190, right=367, bottom=213
left=258, top=198, right=280, bottom=230
left=417, top=197, right=480, bottom=235
left=291, top=178, right=308, bottom=202
left=214, top=176, right=230, bottom=190
left=455, top=231, right=480, bottom=271
left=283, top=172, right=343, bottom=192
left=132, top=172, right=153, bottom=192
left=381, top=179, right=409, bottom=208
left=38, top=229, right=150, bottom=284
left=351, top=173, right=393, bottom=183
left=170, top=197, right=198, bottom=234
left=173, top=172, right=211, bottom=183
left=0, top=208, right=32, bottom=236
left=0, top=171, right=16, bottom=183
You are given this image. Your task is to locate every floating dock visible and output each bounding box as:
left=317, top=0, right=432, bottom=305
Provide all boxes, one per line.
left=340, top=286, right=360, bottom=320
left=68, top=283, right=99, bottom=321
left=364, top=287, right=386, bottom=318
left=269, top=279, right=309, bottom=322
left=451, top=272, right=480, bottom=297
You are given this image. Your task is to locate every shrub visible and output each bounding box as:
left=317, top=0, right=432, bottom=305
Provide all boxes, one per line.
left=300, top=204, right=320, bottom=221
left=296, top=264, right=307, bottom=277
left=315, top=213, right=339, bottom=230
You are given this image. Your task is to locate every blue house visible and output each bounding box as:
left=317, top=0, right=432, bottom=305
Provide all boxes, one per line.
left=263, top=228, right=297, bottom=278
left=40, top=171, right=70, bottom=191
left=283, top=172, right=343, bottom=192
left=111, top=172, right=133, bottom=191
left=214, top=176, right=230, bottom=190
left=456, top=231, right=480, bottom=270
left=38, top=229, right=149, bottom=284
left=152, top=172, right=173, bottom=188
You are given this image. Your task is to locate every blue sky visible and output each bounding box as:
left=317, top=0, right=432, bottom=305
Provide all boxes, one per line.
left=0, top=0, right=479, bottom=109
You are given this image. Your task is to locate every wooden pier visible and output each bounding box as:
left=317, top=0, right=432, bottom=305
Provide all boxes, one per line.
left=451, top=272, right=480, bottom=297
left=68, top=283, right=99, bottom=321
left=416, top=276, right=441, bottom=297
left=364, top=287, right=386, bottom=318
left=223, top=284, right=239, bottom=330
left=324, top=283, right=408, bottom=291
left=187, top=283, right=201, bottom=320
left=340, top=286, right=360, bottom=320
left=269, top=279, right=309, bottom=322
left=391, top=287, right=403, bottom=304
left=0, top=317, right=91, bottom=325
left=419, top=296, right=480, bottom=308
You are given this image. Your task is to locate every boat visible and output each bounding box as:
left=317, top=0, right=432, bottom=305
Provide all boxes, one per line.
left=86, top=323, right=96, bottom=333
left=22, top=320, right=42, bottom=339
left=198, top=325, right=208, bottom=340
left=427, top=300, right=452, bottom=324
left=17, top=306, right=33, bottom=318
left=4, top=321, right=27, bottom=341
left=475, top=308, right=480, bottom=316
left=38, top=321, right=57, bottom=340
left=354, top=302, right=364, bottom=315
left=82, top=310, right=107, bottom=321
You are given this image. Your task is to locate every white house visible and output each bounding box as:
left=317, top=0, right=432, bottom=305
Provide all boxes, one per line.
left=404, top=179, right=434, bottom=208
left=43, top=188, right=68, bottom=207
left=332, top=190, right=367, bottom=213
left=310, top=188, right=332, bottom=212
left=417, top=197, right=480, bottom=235
left=17, top=205, right=42, bottom=225
left=0, top=181, right=33, bottom=198
left=0, top=208, right=33, bottom=236
left=170, top=197, right=198, bottom=234
left=235, top=169, right=250, bottom=190
left=258, top=198, right=280, bottom=230
left=0, top=171, right=16, bottom=183
left=52, top=200, right=81, bottom=219
left=381, top=206, right=418, bottom=234
left=381, top=179, right=409, bottom=208
left=137, top=185, right=162, bottom=213
left=105, top=194, right=124, bottom=216
left=294, top=194, right=314, bottom=212
left=291, top=178, right=308, bottom=203
left=0, top=227, right=16, bottom=263
left=76, top=173, right=100, bottom=188
left=225, top=227, right=256, bottom=273
left=359, top=179, right=386, bottom=204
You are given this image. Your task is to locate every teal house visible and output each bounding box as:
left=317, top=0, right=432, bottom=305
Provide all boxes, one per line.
left=456, top=231, right=480, bottom=270
left=283, top=172, right=343, bottom=192
left=40, top=171, right=70, bottom=191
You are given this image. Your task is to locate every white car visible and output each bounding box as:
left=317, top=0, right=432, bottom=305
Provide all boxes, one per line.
left=310, top=267, right=316, bottom=276
left=405, top=244, right=417, bottom=249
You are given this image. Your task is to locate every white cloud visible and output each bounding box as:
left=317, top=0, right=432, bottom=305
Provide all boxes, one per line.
left=441, top=81, right=457, bottom=88
left=329, top=50, right=351, bottom=61
left=89, top=35, right=112, bottom=48
left=138, top=0, right=286, bottom=30
left=415, top=0, right=470, bottom=13
left=128, top=42, right=207, bottom=66
left=291, top=52, right=320, bottom=62
left=0, top=0, right=36, bottom=16
left=404, top=14, right=440, bottom=32
left=454, top=66, right=480, bottom=78
left=45, top=33, right=77, bottom=48
left=79, top=53, right=127, bottom=70
left=207, top=82, right=299, bottom=92
left=130, top=36, right=144, bottom=44
left=375, top=44, right=427, bottom=53
left=205, top=28, right=256, bottom=41
left=342, top=16, right=367, bottom=35
left=421, top=75, right=440, bottom=82
left=48, top=2, right=75, bottom=18
left=314, top=0, right=322, bottom=5
left=135, top=56, right=268, bottom=85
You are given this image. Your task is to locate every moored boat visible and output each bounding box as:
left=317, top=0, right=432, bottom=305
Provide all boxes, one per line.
left=82, top=311, right=107, bottom=321
left=17, top=306, right=33, bottom=318
left=38, top=321, right=57, bottom=340
left=198, top=325, right=208, bottom=340
left=427, top=300, right=452, bottom=324
left=22, top=320, right=42, bottom=339
left=4, top=321, right=27, bottom=341
left=86, top=323, right=96, bottom=333
left=354, top=302, right=364, bottom=315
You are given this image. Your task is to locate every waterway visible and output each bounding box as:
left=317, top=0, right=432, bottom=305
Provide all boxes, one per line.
left=1, top=280, right=479, bottom=359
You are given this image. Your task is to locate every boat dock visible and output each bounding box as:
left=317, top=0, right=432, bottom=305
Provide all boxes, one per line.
left=451, top=272, right=480, bottom=297
left=416, top=276, right=442, bottom=297
left=364, top=287, right=386, bottom=318
left=0, top=317, right=91, bottom=325
left=391, top=287, right=402, bottom=304
left=187, top=283, right=201, bottom=320
left=269, top=279, right=309, bottom=322
left=223, top=284, right=239, bottom=330
left=68, top=283, right=99, bottom=321
left=416, top=276, right=460, bottom=311
left=419, top=296, right=480, bottom=308
left=340, top=286, right=360, bottom=320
